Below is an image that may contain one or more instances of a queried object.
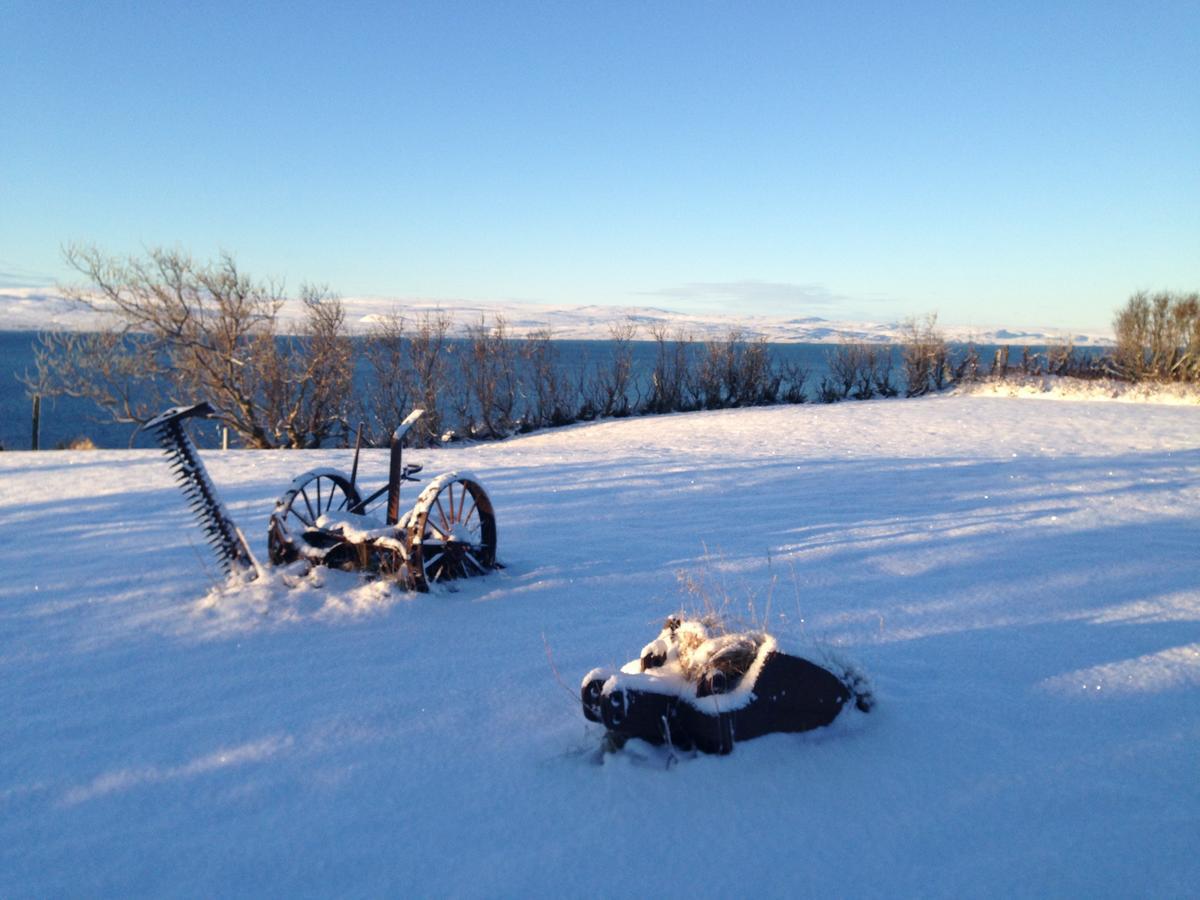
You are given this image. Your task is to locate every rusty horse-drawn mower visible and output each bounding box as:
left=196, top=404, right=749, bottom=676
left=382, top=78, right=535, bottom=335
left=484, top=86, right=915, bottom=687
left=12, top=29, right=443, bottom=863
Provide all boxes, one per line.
left=146, top=403, right=498, bottom=591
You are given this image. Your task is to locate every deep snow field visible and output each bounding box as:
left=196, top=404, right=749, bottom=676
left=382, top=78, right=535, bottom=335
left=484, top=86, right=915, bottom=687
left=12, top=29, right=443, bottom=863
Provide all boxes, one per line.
left=2, top=391, right=1198, bottom=897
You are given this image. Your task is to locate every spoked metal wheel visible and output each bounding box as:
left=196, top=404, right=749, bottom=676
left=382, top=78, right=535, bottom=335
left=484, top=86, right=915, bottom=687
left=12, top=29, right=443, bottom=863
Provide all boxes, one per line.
left=267, top=468, right=363, bottom=565
left=407, top=474, right=497, bottom=591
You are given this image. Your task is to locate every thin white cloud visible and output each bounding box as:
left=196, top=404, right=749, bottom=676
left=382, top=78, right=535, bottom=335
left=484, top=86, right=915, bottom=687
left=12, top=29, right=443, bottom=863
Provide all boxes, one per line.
left=0, top=264, right=57, bottom=289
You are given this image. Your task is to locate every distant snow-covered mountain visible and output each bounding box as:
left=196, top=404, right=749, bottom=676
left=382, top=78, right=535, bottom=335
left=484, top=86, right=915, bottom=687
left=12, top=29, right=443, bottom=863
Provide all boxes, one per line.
left=0, top=287, right=1114, bottom=345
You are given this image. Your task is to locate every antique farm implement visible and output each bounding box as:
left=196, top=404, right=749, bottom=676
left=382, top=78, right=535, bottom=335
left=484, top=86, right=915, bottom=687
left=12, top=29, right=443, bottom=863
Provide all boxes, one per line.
left=582, top=616, right=873, bottom=755
left=146, top=402, right=498, bottom=591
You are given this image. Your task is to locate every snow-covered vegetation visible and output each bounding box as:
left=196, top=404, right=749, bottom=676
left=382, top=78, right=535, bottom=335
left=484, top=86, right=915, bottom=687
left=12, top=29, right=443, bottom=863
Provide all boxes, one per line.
left=2, top=391, right=1197, bottom=895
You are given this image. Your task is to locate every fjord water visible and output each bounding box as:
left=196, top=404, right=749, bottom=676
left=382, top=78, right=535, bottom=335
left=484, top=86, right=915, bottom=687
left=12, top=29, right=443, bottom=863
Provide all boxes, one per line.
left=2, top=331, right=1067, bottom=450
left=1, top=332, right=845, bottom=449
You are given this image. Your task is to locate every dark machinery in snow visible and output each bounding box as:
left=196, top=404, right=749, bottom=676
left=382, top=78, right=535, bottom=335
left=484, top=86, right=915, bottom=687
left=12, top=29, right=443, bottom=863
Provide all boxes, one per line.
left=147, top=403, right=497, bottom=591
left=582, top=616, right=873, bottom=755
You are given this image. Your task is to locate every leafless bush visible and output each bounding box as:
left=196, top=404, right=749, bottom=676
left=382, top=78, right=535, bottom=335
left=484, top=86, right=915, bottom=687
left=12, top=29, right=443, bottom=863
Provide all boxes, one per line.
left=825, top=341, right=895, bottom=401
left=826, top=342, right=870, bottom=400
left=824, top=342, right=859, bottom=400
left=644, top=325, right=694, bottom=413
left=901, top=314, right=949, bottom=396
left=458, top=316, right=518, bottom=439
left=521, top=328, right=576, bottom=430
left=779, top=361, right=810, bottom=403
left=954, top=343, right=983, bottom=383
left=730, top=335, right=780, bottom=405
left=592, top=320, right=636, bottom=417
left=273, top=286, right=354, bottom=448
left=695, top=337, right=728, bottom=409
left=872, top=348, right=899, bottom=397
left=1113, top=290, right=1200, bottom=381
left=400, top=310, right=453, bottom=446
left=28, top=329, right=172, bottom=430
left=815, top=376, right=843, bottom=404
left=361, top=313, right=411, bottom=445
left=694, top=330, right=781, bottom=408
left=1045, top=339, right=1073, bottom=376
left=27, top=246, right=352, bottom=448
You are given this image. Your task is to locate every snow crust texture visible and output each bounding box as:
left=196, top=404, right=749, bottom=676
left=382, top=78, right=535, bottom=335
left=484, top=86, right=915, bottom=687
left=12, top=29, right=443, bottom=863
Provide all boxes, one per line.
left=1, top=393, right=1197, bottom=896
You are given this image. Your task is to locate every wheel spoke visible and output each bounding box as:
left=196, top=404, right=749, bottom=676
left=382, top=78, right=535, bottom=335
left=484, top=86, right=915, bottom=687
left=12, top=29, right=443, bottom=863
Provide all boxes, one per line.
left=435, top=496, right=452, bottom=532
left=463, top=549, right=485, bottom=574
left=300, top=488, right=316, bottom=522
left=425, top=549, right=447, bottom=581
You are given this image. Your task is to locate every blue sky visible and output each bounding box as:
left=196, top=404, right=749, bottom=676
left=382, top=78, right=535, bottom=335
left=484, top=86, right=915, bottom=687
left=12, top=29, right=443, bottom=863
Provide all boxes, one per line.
left=2, top=1, right=1196, bottom=330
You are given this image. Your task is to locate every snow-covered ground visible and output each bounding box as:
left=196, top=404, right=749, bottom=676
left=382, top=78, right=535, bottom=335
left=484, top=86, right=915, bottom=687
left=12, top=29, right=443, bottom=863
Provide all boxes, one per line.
left=2, top=392, right=1196, bottom=896
left=0, top=285, right=1112, bottom=345
left=956, top=374, right=1200, bottom=406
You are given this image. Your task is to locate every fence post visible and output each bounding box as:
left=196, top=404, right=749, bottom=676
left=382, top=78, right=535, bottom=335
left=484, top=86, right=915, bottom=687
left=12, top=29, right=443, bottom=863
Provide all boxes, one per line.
left=31, top=394, right=41, bottom=451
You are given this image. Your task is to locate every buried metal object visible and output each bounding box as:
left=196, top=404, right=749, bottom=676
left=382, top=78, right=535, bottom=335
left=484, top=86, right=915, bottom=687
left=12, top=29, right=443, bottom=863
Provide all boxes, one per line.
left=582, top=616, right=873, bottom=755
left=146, top=403, right=498, bottom=591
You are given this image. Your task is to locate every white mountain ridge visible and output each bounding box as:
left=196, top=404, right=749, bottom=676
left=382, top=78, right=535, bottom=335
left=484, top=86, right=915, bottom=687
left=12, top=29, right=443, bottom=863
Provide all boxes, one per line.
left=0, top=287, right=1113, bottom=345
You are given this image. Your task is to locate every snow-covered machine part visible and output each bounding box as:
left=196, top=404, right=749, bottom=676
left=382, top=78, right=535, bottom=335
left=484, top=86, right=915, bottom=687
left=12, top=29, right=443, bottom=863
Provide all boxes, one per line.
left=582, top=616, right=873, bottom=755
left=147, top=401, right=498, bottom=592
left=145, top=402, right=258, bottom=577
left=386, top=408, right=425, bottom=525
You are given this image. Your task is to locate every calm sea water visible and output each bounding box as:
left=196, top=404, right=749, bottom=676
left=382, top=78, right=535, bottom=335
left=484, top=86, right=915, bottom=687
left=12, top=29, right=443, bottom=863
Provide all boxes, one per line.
left=0, top=331, right=1067, bottom=450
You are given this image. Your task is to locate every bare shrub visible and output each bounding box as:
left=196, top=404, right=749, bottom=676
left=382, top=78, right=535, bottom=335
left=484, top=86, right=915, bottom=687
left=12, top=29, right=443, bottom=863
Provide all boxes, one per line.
left=1045, top=338, right=1076, bottom=377
left=401, top=310, right=453, bottom=446
left=825, top=341, right=862, bottom=400
left=275, top=286, right=354, bottom=448
left=29, top=329, right=172, bottom=431
left=731, top=336, right=781, bottom=405
left=644, top=325, right=694, bottom=413
left=459, top=316, right=518, bottom=439
left=695, top=330, right=782, bottom=408
left=815, top=376, right=843, bottom=403
left=695, top=336, right=729, bottom=409
left=826, top=341, right=894, bottom=400
left=361, top=313, right=411, bottom=444
left=900, top=314, right=949, bottom=397
left=1048, top=340, right=1106, bottom=379
left=28, top=246, right=352, bottom=448
left=780, top=361, right=810, bottom=403
left=954, top=342, right=983, bottom=383
left=1113, top=290, right=1200, bottom=381
left=593, top=320, right=636, bottom=417
left=872, top=348, right=899, bottom=397
left=521, top=328, right=576, bottom=430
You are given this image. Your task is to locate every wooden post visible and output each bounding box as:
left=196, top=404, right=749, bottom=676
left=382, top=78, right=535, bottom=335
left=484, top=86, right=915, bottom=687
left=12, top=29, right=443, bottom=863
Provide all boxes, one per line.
left=31, top=394, right=41, bottom=451
left=222, top=426, right=229, bottom=450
